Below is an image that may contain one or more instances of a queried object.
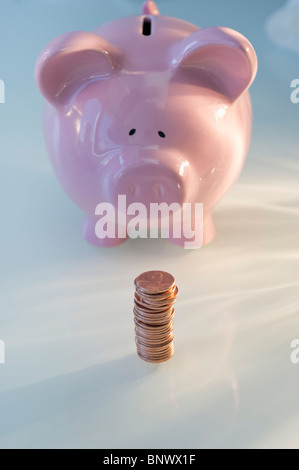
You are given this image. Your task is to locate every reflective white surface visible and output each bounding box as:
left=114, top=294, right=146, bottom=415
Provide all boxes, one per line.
left=1, top=0, right=299, bottom=449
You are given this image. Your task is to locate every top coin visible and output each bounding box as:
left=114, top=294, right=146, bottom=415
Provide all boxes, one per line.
left=134, top=271, right=175, bottom=294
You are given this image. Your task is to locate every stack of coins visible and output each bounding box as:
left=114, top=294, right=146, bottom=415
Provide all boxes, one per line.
left=133, top=271, right=178, bottom=363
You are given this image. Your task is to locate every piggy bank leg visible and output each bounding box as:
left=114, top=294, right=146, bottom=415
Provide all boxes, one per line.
left=83, top=215, right=128, bottom=247
left=168, top=212, right=215, bottom=249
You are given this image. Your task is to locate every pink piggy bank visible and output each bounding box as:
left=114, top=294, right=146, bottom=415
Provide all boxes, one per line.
left=35, top=0, right=257, bottom=248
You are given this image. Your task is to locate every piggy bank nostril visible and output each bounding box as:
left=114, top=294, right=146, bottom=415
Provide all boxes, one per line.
left=129, top=129, right=136, bottom=136
left=158, top=131, right=166, bottom=138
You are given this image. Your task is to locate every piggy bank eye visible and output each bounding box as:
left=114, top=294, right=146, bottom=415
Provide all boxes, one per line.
left=158, top=131, right=166, bottom=138
left=129, top=128, right=136, bottom=136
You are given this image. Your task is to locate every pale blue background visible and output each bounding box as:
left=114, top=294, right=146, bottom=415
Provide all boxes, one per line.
left=1, top=0, right=299, bottom=449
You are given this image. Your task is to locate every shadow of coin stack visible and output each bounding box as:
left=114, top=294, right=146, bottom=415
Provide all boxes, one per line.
left=134, top=271, right=178, bottom=363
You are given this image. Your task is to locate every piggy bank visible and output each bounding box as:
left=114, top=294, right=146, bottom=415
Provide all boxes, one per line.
left=35, top=0, right=257, bottom=248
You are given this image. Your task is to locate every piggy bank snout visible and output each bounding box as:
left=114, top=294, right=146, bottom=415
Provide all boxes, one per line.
left=112, top=163, right=187, bottom=208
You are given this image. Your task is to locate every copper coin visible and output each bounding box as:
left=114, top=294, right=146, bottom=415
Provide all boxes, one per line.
left=135, top=285, right=178, bottom=303
left=133, top=302, right=175, bottom=316
left=136, top=345, right=173, bottom=358
left=134, top=321, right=174, bottom=335
left=134, top=304, right=174, bottom=319
left=136, top=339, right=174, bottom=351
left=134, top=271, right=175, bottom=294
left=133, top=309, right=174, bottom=326
left=135, top=336, right=174, bottom=348
left=138, top=345, right=175, bottom=359
left=137, top=351, right=174, bottom=364
left=134, top=294, right=177, bottom=309
left=135, top=328, right=174, bottom=340
left=134, top=299, right=176, bottom=314
left=135, top=284, right=178, bottom=300
left=134, top=323, right=174, bottom=338
left=134, top=296, right=175, bottom=312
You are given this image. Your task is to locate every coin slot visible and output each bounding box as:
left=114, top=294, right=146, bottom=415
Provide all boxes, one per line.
left=142, top=17, right=152, bottom=36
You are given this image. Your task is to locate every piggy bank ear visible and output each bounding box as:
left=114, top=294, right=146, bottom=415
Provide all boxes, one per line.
left=35, top=31, right=122, bottom=107
left=172, top=27, right=257, bottom=102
